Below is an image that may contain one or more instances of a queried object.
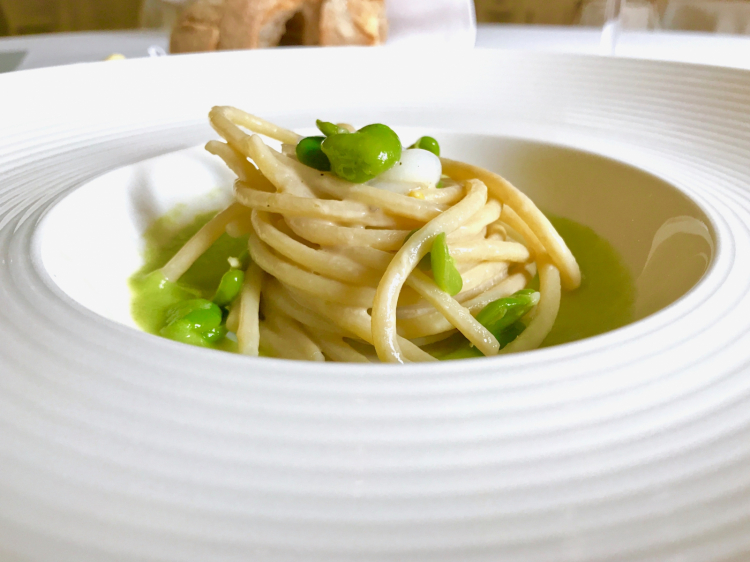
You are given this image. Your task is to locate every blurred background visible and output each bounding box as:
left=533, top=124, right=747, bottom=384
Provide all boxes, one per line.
left=0, top=0, right=749, bottom=37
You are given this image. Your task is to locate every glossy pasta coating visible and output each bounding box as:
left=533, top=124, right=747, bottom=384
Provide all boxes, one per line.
left=148, top=106, right=580, bottom=363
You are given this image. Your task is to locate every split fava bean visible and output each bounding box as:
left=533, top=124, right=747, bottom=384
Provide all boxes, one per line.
left=296, top=136, right=330, bottom=172
left=409, top=136, right=440, bottom=157
left=439, top=320, right=527, bottom=361
left=430, top=232, right=463, bottom=296
left=161, top=299, right=225, bottom=346
left=321, top=123, right=401, bottom=183
left=316, top=120, right=350, bottom=137
left=213, top=269, right=245, bottom=307
left=475, top=289, right=540, bottom=337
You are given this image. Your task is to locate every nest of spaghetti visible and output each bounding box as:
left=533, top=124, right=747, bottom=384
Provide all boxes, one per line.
left=153, top=106, right=581, bottom=364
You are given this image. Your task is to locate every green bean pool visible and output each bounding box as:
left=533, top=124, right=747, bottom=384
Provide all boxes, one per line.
left=129, top=209, right=635, bottom=357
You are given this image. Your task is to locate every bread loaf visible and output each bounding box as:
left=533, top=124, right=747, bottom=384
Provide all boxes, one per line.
left=169, top=0, right=225, bottom=53
left=319, top=0, right=388, bottom=46
left=170, top=0, right=387, bottom=53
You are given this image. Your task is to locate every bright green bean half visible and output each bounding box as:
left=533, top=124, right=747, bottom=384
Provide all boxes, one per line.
left=201, top=325, right=228, bottom=344
left=316, top=120, right=350, bottom=137
left=475, top=289, right=540, bottom=336
left=161, top=298, right=225, bottom=346
left=409, top=136, right=440, bottom=157
left=321, top=123, right=401, bottom=183
left=436, top=288, right=539, bottom=360
left=430, top=232, right=463, bottom=296
left=438, top=321, right=528, bottom=361
left=213, top=269, right=245, bottom=307
left=296, top=136, right=331, bottom=172
left=165, top=299, right=222, bottom=329
left=160, top=319, right=210, bottom=346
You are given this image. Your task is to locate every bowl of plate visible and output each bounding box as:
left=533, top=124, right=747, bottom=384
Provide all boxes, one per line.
left=1, top=46, right=749, bottom=561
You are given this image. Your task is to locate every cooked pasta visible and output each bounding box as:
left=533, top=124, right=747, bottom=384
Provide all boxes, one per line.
left=151, top=106, right=580, bottom=363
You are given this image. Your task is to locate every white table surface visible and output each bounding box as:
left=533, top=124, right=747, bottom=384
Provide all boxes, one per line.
left=0, top=25, right=749, bottom=72
left=0, top=30, right=168, bottom=72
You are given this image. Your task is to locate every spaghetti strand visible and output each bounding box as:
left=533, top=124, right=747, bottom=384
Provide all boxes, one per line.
left=151, top=109, right=580, bottom=362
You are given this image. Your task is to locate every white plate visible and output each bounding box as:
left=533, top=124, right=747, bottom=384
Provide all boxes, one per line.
left=1, top=47, right=750, bottom=561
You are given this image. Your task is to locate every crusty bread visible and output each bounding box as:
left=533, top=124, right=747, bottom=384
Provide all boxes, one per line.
left=219, top=0, right=311, bottom=49
left=169, top=0, right=225, bottom=53
left=170, top=0, right=386, bottom=53
left=319, top=0, right=387, bottom=46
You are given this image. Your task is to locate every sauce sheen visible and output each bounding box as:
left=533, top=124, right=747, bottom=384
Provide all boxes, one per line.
left=129, top=210, right=635, bottom=355
left=130, top=209, right=247, bottom=351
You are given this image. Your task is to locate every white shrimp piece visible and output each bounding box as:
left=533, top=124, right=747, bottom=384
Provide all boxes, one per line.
left=369, top=148, right=442, bottom=193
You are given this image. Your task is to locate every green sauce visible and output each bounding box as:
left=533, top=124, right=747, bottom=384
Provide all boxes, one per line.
left=129, top=209, right=635, bottom=357
left=541, top=215, right=635, bottom=348
left=129, top=209, right=247, bottom=351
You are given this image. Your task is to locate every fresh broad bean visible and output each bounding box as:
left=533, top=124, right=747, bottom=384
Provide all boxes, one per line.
left=439, top=320, right=528, bottom=361
left=409, top=136, right=440, bottom=157
left=495, top=321, right=527, bottom=348
left=160, top=318, right=211, bottom=347
left=161, top=299, right=226, bottom=346
left=296, top=136, right=331, bottom=171
left=316, top=120, right=350, bottom=137
left=475, top=289, right=540, bottom=336
left=321, top=123, right=401, bottom=183
left=430, top=232, right=462, bottom=296
left=439, top=345, right=483, bottom=361
left=165, top=299, right=222, bottom=330
left=201, top=324, right=228, bottom=344
left=213, top=269, right=245, bottom=307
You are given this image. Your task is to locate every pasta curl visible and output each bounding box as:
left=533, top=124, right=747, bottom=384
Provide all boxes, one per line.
left=159, top=107, right=579, bottom=363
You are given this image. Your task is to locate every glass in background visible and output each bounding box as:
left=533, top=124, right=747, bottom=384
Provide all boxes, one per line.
left=1, top=0, right=748, bottom=37
left=580, top=0, right=750, bottom=34
left=474, top=0, right=584, bottom=24
left=660, top=0, right=750, bottom=34
left=474, top=0, right=750, bottom=35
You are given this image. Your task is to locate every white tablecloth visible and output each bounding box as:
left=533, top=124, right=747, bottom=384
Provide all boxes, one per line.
left=0, top=31, right=168, bottom=72
left=1, top=25, right=749, bottom=73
